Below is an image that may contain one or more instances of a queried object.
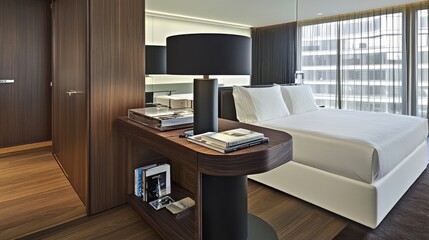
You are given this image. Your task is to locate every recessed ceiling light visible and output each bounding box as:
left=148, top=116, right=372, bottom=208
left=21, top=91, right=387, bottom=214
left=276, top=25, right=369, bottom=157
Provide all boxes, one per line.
left=145, top=10, right=251, bottom=29
left=317, top=13, right=323, bottom=16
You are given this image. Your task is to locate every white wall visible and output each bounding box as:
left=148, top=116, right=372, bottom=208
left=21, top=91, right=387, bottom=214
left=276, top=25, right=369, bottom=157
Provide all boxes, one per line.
left=146, top=14, right=251, bottom=91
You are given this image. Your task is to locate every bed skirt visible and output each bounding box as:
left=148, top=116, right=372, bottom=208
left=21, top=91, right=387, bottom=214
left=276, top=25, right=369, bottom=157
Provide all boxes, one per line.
left=249, top=141, right=427, bottom=228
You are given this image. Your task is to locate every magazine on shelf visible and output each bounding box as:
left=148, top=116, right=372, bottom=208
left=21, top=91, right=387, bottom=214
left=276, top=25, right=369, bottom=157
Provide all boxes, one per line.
left=166, top=197, right=195, bottom=217
left=134, top=164, right=157, bottom=197
left=200, top=128, right=264, bottom=148
left=128, top=107, right=193, bottom=131
left=144, top=164, right=171, bottom=202
left=149, top=196, right=175, bottom=210
left=188, top=132, right=269, bottom=153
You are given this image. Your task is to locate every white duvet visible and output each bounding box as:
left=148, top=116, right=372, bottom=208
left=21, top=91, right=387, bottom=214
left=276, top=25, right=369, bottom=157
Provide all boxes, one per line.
left=257, top=108, right=428, bottom=183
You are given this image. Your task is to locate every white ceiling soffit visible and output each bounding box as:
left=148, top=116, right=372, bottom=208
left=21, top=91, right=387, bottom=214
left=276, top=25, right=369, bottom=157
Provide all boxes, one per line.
left=146, top=0, right=423, bottom=28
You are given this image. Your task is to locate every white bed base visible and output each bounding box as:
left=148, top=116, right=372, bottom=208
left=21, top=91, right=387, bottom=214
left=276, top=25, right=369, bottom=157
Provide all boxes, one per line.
left=249, top=141, right=427, bottom=229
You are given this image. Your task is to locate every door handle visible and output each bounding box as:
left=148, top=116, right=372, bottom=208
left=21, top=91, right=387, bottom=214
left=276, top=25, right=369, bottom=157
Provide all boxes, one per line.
left=0, top=79, right=14, bottom=84
left=66, top=90, right=84, bottom=96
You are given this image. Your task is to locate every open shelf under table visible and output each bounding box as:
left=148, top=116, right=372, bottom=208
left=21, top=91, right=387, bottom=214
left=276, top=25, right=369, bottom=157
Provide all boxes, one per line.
left=127, top=182, right=195, bottom=240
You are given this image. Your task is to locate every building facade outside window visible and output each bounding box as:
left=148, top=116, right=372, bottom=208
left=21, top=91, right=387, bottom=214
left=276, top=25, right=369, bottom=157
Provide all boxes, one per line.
left=300, top=11, right=405, bottom=114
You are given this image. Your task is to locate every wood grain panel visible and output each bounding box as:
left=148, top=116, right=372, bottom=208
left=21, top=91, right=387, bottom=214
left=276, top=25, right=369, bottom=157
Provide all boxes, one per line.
left=128, top=188, right=195, bottom=240
left=117, top=117, right=293, bottom=176
left=131, top=142, right=198, bottom=195
left=196, top=119, right=293, bottom=176
left=89, top=0, right=145, bottom=214
left=52, top=0, right=89, bottom=208
left=0, top=141, right=51, bottom=157
left=117, top=117, right=292, bottom=239
left=0, top=0, right=51, bottom=148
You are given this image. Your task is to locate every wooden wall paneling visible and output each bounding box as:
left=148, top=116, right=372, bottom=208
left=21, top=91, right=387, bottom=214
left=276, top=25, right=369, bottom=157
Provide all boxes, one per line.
left=0, top=0, right=51, bottom=148
left=132, top=141, right=198, bottom=195
left=52, top=0, right=88, bottom=207
left=89, top=0, right=145, bottom=214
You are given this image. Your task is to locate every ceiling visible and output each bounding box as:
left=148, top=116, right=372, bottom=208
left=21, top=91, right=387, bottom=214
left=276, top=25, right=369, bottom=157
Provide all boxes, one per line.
left=146, top=0, right=422, bottom=27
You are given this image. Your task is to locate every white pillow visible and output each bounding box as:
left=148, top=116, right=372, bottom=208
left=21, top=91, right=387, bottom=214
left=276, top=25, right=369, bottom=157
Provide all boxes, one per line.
left=232, top=85, right=290, bottom=123
left=280, top=85, right=318, bottom=114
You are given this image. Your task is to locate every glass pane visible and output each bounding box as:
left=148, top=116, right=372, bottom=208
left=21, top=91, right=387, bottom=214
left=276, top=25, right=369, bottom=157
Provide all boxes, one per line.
left=300, top=22, right=338, bottom=108
left=340, top=12, right=404, bottom=114
left=416, top=9, right=429, bottom=118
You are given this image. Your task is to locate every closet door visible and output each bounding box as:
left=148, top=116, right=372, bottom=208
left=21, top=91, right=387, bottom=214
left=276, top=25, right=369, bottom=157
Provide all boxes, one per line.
left=52, top=0, right=88, bottom=207
left=0, top=0, right=51, bottom=148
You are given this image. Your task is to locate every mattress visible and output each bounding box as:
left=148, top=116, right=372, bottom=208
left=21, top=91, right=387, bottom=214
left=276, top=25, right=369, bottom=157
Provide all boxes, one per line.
left=257, top=108, right=428, bottom=183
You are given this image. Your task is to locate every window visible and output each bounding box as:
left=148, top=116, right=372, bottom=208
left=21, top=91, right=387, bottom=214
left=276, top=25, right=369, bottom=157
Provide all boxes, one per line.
left=300, top=11, right=405, bottom=113
left=300, top=21, right=338, bottom=108
left=416, top=9, right=428, bottom=118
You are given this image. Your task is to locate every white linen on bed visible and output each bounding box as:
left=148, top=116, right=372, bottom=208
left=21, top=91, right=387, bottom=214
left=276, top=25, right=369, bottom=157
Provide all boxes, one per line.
left=257, top=108, right=428, bottom=183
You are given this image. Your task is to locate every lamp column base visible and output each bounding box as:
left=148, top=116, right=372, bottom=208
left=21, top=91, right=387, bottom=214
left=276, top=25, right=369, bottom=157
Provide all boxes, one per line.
left=193, top=78, right=218, bottom=134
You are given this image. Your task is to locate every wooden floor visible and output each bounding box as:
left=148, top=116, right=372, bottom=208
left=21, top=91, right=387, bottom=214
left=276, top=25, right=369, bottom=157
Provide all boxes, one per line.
left=10, top=141, right=429, bottom=239
left=0, top=148, right=86, bottom=239
left=20, top=205, right=160, bottom=240
left=23, top=179, right=346, bottom=240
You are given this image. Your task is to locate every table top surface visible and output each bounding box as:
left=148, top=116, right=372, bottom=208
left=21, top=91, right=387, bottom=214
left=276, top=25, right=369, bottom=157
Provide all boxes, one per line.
left=117, top=117, right=293, bottom=176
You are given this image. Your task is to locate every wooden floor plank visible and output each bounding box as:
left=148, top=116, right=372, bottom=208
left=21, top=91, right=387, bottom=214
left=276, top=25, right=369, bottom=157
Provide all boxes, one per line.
left=32, top=205, right=160, bottom=240
left=248, top=180, right=346, bottom=240
left=25, top=179, right=346, bottom=240
left=0, top=149, right=86, bottom=239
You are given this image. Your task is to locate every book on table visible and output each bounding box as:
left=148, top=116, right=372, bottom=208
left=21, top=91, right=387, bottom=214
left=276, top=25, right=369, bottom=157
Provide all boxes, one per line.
left=188, top=132, right=269, bottom=153
left=128, top=107, right=193, bottom=131
left=200, top=128, right=265, bottom=148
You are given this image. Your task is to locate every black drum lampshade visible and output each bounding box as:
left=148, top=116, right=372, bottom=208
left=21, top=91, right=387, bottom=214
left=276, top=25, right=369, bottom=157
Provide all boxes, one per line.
left=166, top=33, right=251, bottom=134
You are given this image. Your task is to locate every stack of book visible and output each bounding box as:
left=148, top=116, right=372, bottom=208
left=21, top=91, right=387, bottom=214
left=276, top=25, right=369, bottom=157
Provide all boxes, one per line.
left=128, top=107, right=193, bottom=131
left=134, top=163, right=171, bottom=202
left=155, top=94, right=193, bottom=109
left=134, top=163, right=195, bottom=214
left=187, top=128, right=269, bottom=153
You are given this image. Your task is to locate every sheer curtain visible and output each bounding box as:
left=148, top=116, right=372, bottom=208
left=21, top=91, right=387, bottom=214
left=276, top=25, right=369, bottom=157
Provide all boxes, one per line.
left=300, top=20, right=339, bottom=108
left=299, top=7, right=407, bottom=114
left=416, top=6, right=429, bottom=119
left=339, top=9, right=405, bottom=114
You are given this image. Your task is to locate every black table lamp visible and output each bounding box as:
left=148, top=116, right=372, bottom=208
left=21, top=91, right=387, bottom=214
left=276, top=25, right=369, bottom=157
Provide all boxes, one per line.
left=166, top=33, right=251, bottom=134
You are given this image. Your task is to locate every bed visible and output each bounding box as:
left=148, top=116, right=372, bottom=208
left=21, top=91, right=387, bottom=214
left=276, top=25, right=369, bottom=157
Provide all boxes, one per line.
left=218, top=85, right=428, bottom=228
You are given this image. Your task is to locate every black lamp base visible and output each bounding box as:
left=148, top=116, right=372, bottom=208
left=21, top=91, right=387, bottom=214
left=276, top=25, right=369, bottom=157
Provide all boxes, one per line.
left=202, top=175, right=279, bottom=240
left=193, top=78, right=218, bottom=135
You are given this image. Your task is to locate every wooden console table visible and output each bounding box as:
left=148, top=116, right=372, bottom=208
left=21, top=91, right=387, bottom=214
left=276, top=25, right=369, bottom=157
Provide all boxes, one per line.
left=117, top=117, right=292, bottom=240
